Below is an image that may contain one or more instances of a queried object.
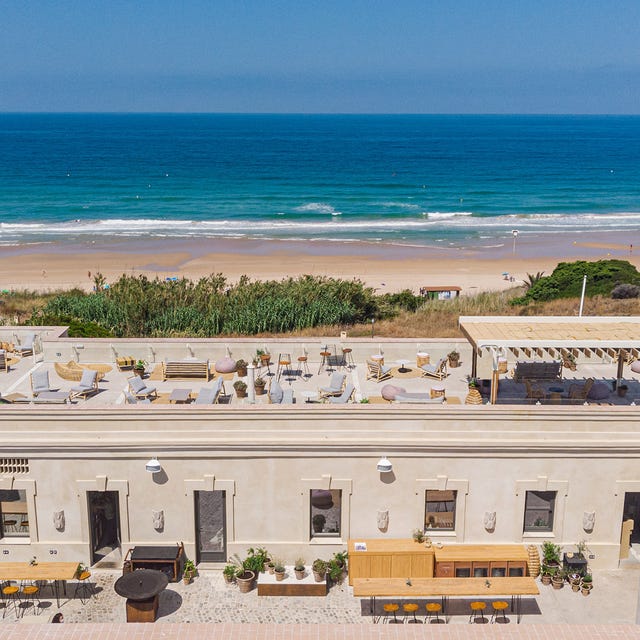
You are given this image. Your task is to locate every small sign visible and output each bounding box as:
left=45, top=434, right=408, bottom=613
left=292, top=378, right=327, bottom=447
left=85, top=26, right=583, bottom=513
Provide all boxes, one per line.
left=354, top=542, right=367, bottom=551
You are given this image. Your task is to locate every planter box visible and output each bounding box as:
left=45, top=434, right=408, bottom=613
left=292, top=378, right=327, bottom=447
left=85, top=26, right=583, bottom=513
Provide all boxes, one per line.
left=257, top=566, right=327, bottom=596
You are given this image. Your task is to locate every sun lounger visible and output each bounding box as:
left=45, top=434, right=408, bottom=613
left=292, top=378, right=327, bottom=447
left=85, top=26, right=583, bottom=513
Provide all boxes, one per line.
left=15, top=332, right=35, bottom=357
left=31, top=369, right=54, bottom=395
left=319, top=372, right=346, bottom=399
left=420, top=358, right=448, bottom=381
left=327, top=383, right=355, bottom=404
left=124, top=390, right=151, bottom=405
left=128, top=375, right=158, bottom=399
left=32, top=391, right=70, bottom=404
left=194, top=377, right=225, bottom=405
left=70, top=369, right=99, bottom=400
left=393, top=393, right=445, bottom=404
left=366, top=360, right=393, bottom=382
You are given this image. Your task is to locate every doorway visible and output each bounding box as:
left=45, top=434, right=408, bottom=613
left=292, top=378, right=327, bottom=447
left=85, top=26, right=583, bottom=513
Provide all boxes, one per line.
left=87, top=491, right=121, bottom=565
left=623, top=492, right=640, bottom=544
left=195, top=491, right=226, bottom=563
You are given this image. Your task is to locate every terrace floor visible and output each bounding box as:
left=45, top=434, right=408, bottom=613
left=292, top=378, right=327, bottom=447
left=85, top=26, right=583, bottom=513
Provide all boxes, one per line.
left=1, top=352, right=639, bottom=408
left=1, top=562, right=640, bottom=627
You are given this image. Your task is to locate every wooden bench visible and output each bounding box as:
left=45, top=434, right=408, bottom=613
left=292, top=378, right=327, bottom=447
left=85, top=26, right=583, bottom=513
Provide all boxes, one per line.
left=162, top=359, right=210, bottom=381
left=513, top=361, right=562, bottom=382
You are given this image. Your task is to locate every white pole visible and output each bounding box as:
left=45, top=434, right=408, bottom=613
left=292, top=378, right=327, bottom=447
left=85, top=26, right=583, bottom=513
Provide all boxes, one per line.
left=578, top=275, right=587, bottom=317
left=247, top=363, right=255, bottom=404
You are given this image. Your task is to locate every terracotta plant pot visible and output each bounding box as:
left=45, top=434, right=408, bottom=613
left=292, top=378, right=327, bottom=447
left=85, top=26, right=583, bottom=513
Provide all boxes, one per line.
left=275, top=569, right=285, bottom=582
left=235, top=389, right=247, bottom=398
left=294, top=568, right=305, bottom=580
left=313, top=570, right=326, bottom=583
left=255, top=386, right=266, bottom=396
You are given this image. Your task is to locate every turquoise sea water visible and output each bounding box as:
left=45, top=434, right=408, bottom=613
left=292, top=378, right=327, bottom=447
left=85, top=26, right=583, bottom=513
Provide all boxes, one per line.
left=0, top=114, right=639, bottom=248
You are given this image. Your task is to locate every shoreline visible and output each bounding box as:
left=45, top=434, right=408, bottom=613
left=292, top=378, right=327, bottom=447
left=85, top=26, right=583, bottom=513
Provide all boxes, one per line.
left=1, top=231, right=638, bottom=295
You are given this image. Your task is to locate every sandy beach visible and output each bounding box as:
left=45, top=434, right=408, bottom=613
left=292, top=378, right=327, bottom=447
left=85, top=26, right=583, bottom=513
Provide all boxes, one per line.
left=1, top=230, right=638, bottom=295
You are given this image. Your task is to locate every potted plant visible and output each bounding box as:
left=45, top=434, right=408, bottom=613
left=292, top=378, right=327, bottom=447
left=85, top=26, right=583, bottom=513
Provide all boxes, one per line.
left=312, top=513, right=326, bottom=533
left=568, top=572, right=582, bottom=592
left=294, top=557, right=305, bottom=580
left=327, top=558, right=345, bottom=584
left=540, top=567, right=553, bottom=586
left=312, top=558, right=327, bottom=582
left=235, top=359, right=248, bottom=377
left=412, top=528, right=425, bottom=543
left=332, top=550, right=348, bottom=578
left=541, top=541, right=562, bottom=574
left=551, top=568, right=565, bottom=589
left=581, top=573, right=593, bottom=595
left=257, top=349, right=271, bottom=366
left=233, top=380, right=248, bottom=398
left=267, top=560, right=275, bottom=574
left=447, top=350, right=460, bottom=368
left=274, top=560, right=286, bottom=581
left=183, top=559, right=196, bottom=585
left=133, top=359, right=147, bottom=378
left=223, top=564, right=237, bottom=584
left=235, top=567, right=255, bottom=593
left=254, top=376, right=266, bottom=396
left=243, top=547, right=269, bottom=575
left=563, top=352, right=577, bottom=371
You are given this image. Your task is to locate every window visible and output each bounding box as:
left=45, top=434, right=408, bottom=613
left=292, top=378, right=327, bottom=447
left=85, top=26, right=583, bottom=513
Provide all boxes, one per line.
left=0, top=489, right=29, bottom=538
left=425, top=490, right=457, bottom=531
left=310, top=489, right=341, bottom=538
left=523, top=490, right=556, bottom=532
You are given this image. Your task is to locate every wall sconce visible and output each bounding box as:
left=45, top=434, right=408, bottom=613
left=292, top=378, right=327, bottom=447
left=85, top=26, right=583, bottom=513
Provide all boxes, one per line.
left=377, top=456, right=392, bottom=473
left=145, top=458, right=162, bottom=473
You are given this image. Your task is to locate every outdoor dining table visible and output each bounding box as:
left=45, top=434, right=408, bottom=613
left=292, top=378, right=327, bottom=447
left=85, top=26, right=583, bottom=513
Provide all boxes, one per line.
left=352, top=576, right=539, bottom=623
left=0, top=561, right=80, bottom=608
left=114, top=568, right=169, bottom=623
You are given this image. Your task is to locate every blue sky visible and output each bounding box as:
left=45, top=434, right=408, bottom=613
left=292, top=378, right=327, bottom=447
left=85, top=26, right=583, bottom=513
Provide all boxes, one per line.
left=1, top=0, right=638, bottom=113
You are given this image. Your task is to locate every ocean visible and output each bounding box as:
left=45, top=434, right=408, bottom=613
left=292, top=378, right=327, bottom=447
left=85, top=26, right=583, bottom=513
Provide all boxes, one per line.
left=1, top=114, right=639, bottom=249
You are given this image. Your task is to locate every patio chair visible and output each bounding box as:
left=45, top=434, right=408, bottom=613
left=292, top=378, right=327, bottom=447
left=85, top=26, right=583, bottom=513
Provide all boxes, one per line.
left=15, top=332, right=36, bottom=357
left=319, top=372, right=346, bottom=399
left=70, top=369, right=99, bottom=400
left=524, top=379, right=545, bottom=402
left=30, top=369, right=54, bottom=396
left=128, top=375, right=158, bottom=400
left=196, top=377, right=225, bottom=404
left=268, top=379, right=294, bottom=404
left=568, top=378, right=594, bottom=402
left=420, top=358, right=448, bottom=381
left=366, top=359, right=393, bottom=383
left=124, top=390, right=151, bottom=405
left=0, top=349, right=8, bottom=373
left=327, top=383, right=355, bottom=404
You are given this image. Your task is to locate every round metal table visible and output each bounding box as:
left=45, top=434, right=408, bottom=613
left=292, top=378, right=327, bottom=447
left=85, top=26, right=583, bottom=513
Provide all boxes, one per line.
left=114, top=569, right=169, bottom=623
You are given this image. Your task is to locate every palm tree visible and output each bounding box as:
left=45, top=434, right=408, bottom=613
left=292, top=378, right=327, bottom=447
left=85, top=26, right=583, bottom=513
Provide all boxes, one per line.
left=522, top=271, right=545, bottom=290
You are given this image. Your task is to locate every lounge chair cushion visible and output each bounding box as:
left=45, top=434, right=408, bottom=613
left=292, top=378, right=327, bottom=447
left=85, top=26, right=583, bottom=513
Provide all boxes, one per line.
left=269, top=380, right=284, bottom=404
left=195, top=387, right=217, bottom=404
left=129, top=376, right=157, bottom=397
left=394, top=394, right=445, bottom=404
left=588, top=382, right=610, bottom=400
left=381, top=384, right=406, bottom=401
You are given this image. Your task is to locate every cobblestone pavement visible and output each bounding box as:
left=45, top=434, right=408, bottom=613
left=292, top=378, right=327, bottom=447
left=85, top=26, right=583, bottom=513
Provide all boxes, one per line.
left=1, top=568, right=639, bottom=625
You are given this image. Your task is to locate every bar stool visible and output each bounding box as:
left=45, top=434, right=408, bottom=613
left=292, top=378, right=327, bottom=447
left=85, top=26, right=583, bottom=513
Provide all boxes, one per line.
left=19, top=517, right=29, bottom=533
left=74, top=570, right=94, bottom=604
left=341, top=347, right=355, bottom=369
left=403, top=602, right=422, bottom=623
left=425, top=602, right=443, bottom=624
left=2, top=582, right=20, bottom=619
left=297, top=351, right=310, bottom=379
left=2, top=518, right=17, bottom=532
left=469, top=601, right=487, bottom=624
left=382, top=602, right=401, bottom=624
left=276, top=353, right=291, bottom=381
left=20, top=583, right=40, bottom=617
left=318, top=347, right=331, bottom=374
left=491, top=600, right=509, bottom=624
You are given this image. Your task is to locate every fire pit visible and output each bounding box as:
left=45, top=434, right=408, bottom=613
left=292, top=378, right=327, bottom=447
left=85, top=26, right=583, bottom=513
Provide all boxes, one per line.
left=114, top=569, right=169, bottom=623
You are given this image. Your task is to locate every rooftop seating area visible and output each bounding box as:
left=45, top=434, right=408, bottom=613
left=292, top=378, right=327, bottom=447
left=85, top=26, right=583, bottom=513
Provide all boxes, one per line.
left=0, top=333, right=639, bottom=409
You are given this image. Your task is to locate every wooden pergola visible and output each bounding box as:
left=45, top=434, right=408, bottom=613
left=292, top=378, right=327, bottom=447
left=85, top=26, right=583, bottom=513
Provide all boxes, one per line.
left=459, top=316, right=640, bottom=402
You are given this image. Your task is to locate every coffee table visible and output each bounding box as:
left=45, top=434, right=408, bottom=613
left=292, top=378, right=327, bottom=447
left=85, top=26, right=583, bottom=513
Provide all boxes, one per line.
left=169, top=388, right=192, bottom=404
left=395, top=359, right=411, bottom=374
left=300, top=390, right=319, bottom=403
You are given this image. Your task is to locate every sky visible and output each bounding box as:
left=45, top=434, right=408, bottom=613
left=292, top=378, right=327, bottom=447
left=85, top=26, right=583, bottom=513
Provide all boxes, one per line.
left=0, top=0, right=639, bottom=113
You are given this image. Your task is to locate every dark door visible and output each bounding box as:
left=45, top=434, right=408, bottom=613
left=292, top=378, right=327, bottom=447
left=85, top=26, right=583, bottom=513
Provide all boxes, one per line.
left=87, top=490, right=121, bottom=565
left=623, top=492, right=640, bottom=544
left=195, top=491, right=226, bottom=563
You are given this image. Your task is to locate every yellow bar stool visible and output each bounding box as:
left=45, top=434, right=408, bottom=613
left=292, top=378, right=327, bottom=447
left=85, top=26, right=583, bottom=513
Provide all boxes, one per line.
left=2, top=518, right=17, bottom=532
left=74, top=570, right=94, bottom=604
left=491, top=600, right=509, bottom=624
left=20, top=583, right=40, bottom=617
left=469, top=601, right=487, bottom=624
left=276, top=353, right=291, bottom=381
left=425, top=602, right=443, bottom=624
left=403, top=602, right=422, bottom=624
left=297, top=352, right=310, bottom=379
left=2, top=582, right=20, bottom=619
left=382, top=602, right=401, bottom=624
left=342, top=347, right=355, bottom=369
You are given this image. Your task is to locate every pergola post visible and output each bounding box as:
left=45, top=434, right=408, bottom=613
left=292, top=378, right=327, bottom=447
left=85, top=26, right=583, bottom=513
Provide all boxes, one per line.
left=617, top=350, right=626, bottom=384
left=471, top=349, right=478, bottom=378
